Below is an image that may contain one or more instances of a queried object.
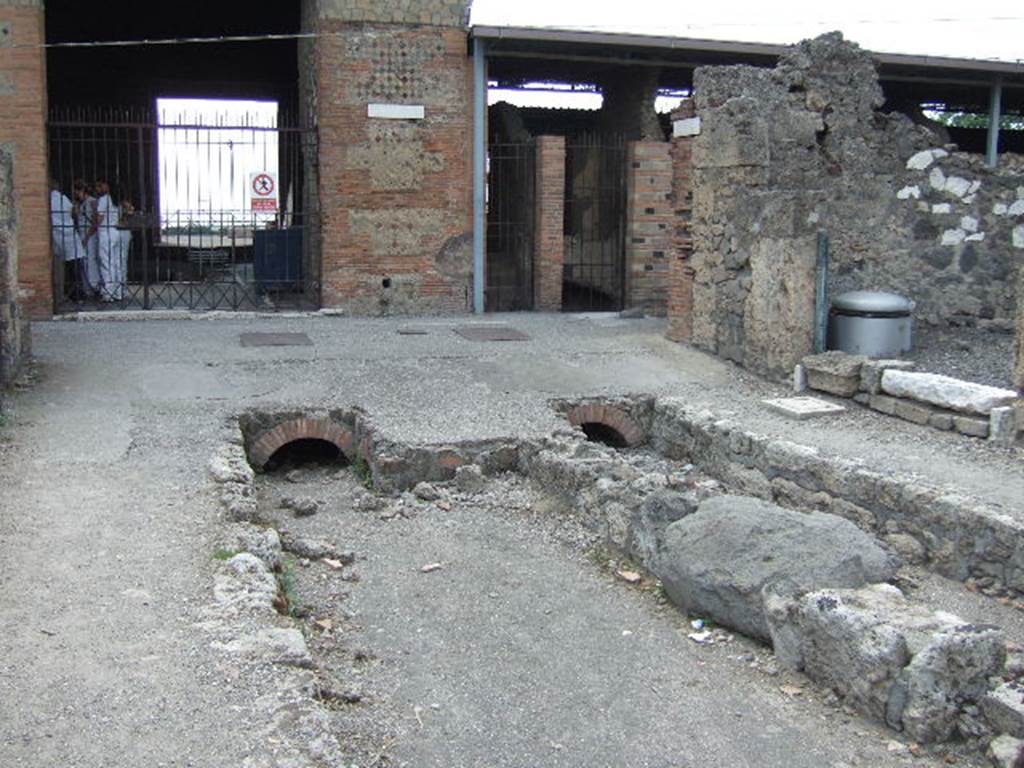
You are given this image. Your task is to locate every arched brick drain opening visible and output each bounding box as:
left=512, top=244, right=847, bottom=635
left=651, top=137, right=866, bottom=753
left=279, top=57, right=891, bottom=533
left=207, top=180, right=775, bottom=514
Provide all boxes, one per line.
left=246, top=416, right=359, bottom=471
left=566, top=403, right=646, bottom=447
left=263, top=438, right=347, bottom=472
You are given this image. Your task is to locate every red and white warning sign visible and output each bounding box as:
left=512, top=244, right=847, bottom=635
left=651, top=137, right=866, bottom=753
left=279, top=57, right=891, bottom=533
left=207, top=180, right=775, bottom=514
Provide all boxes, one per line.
left=249, top=172, right=278, bottom=212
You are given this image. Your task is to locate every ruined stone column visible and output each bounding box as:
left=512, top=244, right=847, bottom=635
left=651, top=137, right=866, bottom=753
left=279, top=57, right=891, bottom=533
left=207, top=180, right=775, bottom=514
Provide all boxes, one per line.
left=532, top=135, right=565, bottom=312
left=1014, top=263, right=1024, bottom=393
left=0, top=0, right=50, bottom=319
left=0, top=144, right=29, bottom=387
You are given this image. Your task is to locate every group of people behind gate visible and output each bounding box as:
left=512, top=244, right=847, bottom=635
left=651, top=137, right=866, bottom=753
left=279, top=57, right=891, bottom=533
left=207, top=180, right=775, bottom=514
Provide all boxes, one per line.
left=50, top=178, right=134, bottom=302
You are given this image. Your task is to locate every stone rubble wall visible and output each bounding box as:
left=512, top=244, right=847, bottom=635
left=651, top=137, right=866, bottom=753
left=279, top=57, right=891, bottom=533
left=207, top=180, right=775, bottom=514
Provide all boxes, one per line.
left=0, top=144, right=29, bottom=388
left=682, top=33, right=1023, bottom=380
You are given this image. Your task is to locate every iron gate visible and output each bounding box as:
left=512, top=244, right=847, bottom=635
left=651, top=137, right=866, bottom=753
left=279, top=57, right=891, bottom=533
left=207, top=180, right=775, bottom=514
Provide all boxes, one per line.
left=563, top=134, right=627, bottom=311
left=48, top=106, right=320, bottom=312
left=486, top=141, right=536, bottom=312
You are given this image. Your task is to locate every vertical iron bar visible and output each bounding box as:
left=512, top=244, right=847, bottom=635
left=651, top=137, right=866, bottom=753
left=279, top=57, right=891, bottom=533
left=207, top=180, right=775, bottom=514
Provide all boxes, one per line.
left=137, top=126, right=150, bottom=310
left=815, top=230, right=830, bottom=354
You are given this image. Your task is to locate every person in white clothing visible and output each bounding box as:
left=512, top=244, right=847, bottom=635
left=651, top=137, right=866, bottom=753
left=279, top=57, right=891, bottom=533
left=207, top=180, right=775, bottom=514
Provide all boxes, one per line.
left=117, top=190, right=135, bottom=302
left=50, top=180, right=82, bottom=299
left=73, top=179, right=101, bottom=297
left=94, top=178, right=121, bottom=301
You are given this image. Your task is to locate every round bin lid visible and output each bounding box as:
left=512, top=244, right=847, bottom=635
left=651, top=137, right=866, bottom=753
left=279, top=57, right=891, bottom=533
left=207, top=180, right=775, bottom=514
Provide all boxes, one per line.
left=832, top=290, right=913, bottom=314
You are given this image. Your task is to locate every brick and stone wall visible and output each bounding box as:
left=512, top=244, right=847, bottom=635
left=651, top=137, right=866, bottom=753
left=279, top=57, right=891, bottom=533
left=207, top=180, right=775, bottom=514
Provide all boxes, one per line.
left=666, top=102, right=696, bottom=341
left=307, top=0, right=474, bottom=314
left=533, top=136, right=565, bottom=312
left=678, top=33, right=1024, bottom=379
left=624, top=141, right=672, bottom=316
left=0, top=0, right=50, bottom=320
left=1, top=144, right=29, bottom=388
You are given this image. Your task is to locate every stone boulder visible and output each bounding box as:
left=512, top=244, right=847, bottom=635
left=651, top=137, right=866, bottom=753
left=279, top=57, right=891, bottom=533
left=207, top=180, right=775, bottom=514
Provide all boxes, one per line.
left=767, top=584, right=1005, bottom=743
left=802, top=351, right=867, bottom=397
left=656, top=495, right=898, bottom=640
left=881, top=369, right=1017, bottom=416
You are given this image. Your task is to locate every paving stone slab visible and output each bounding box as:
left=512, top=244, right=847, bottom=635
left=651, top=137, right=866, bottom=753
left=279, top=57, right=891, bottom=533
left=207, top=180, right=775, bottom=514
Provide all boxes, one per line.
left=763, top=396, right=847, bottom=420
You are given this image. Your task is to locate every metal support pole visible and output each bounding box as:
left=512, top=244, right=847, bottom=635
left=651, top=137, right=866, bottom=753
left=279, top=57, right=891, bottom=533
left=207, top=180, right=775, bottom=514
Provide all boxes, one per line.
left=986, top=79, right=1003, bottom=169
left=814, top=231, right=830, bottom=354
left=472, top=38, right=487, bottom=314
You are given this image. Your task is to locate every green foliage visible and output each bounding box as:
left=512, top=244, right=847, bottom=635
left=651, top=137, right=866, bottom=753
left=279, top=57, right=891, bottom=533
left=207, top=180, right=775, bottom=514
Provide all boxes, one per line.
left=213, top=547, right=240, bottom=561
left=927, top=110, right=1024, bottom=130
left=352, top=456, right=373, bottom=490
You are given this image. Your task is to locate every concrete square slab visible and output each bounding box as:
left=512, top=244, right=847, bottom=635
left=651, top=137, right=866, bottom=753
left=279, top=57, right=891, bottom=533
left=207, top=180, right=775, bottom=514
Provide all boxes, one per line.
left=239, top=332, right=313, bottom=347
left=454, top=325, right=531, bottom=342
left=763, top=396, right=846, bottom=420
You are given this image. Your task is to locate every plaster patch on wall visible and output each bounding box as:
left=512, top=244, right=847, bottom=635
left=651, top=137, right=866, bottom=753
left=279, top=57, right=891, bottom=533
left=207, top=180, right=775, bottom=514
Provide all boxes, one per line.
left=350, top=209, right=452, bottom=257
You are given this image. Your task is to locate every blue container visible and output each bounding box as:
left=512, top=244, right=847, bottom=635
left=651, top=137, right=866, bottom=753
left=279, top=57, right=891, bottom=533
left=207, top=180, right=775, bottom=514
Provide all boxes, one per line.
left=253, top=228, right=303, bottom=292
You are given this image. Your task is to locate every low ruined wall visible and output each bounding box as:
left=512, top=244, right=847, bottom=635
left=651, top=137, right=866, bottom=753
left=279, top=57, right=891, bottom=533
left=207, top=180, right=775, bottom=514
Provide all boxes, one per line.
left=1, top=144, right=29, bottom=388
left=648, top=398, right=1024, bottom=597
left=682, top=33, right=1023, bottom=379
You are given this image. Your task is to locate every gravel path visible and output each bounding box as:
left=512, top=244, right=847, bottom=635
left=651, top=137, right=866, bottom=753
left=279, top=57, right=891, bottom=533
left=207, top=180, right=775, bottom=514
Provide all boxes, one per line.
left=0, top=312, right=1019, bottom=766
left=906, top=325, right=1015, bottom=388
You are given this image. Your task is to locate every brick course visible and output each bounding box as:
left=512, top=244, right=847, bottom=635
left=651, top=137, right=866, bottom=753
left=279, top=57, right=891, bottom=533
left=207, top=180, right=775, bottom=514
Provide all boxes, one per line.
left=533, top=135, right=564, bottom=312
left=0, top=3, right=50, bottom=319
left=624, top=141, right=672, bottom=316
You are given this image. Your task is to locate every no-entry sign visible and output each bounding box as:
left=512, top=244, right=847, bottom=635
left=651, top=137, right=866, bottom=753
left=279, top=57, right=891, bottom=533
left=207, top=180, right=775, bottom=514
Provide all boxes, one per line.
left=249, top=172, right=278, bottom=212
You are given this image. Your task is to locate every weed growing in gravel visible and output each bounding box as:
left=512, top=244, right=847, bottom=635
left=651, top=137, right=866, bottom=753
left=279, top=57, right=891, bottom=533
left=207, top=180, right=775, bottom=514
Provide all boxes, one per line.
left=274, top=555, right=303, bottom=618
left=213, top=547, right=241, bottom=561
left=352, top=456, right=374, bottom=490
left=586, top=545, right=612, bottom=569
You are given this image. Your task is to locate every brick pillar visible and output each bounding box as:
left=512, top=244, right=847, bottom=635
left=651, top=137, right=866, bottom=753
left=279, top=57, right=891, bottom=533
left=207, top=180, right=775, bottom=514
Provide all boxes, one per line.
left=666, top=100, right=697, bottom=342
left=0, top=2, right=51, bottom=319
left=533, top=135, right=565, bottom=312
left=308, top=1, right=475, bottom=315
left=625, top=141, right=672, bottom=316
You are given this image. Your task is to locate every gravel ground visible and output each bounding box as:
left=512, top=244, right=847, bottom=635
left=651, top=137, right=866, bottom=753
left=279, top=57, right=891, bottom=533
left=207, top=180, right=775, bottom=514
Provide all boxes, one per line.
left=1, top=313, right=1020, bottom=767
left=255, top=462, right=998, bottom=768
left=906, top=325, right=1016, bottom=389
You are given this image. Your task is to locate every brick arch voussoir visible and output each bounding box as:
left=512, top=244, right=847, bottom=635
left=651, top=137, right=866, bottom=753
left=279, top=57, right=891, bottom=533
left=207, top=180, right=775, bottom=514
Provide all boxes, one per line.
left=248, top=417, right=356, bottom=469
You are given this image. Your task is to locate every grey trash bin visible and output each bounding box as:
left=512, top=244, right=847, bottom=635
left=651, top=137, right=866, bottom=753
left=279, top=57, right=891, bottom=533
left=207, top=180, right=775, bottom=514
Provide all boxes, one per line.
left=827, top=291, right=913, bottom=357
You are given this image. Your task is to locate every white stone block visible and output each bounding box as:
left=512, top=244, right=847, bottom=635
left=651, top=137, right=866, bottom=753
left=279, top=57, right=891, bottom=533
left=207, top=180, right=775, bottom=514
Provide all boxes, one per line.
left=906, top=150, right=935, bottom=170
left=931, top=203, right=951, bottom=215
left=968, top=180, right=982, bottom=194
left=994, top=202, right=1009, bottom=216
left=1018, top=186, right=1024, bottom=199
left=989, top=406, right=1018, bottom=446
left=793, top=363, right=808, bottom=393
left=965, top=233, right=985, bottom=242
left=1015, top=225, right=1024, bottom=249
left=944, top=176, right=972, bottom=198
left=896, top=185, right=920, bottom=200
left=959, top=215, right=978, bottom=232
left=763, top=396, right=846, bottom=420
left=1009, top=199, right=1024, bottom=216
left=367, top=103, right=426, bottom=120
left=929, top=167, right=946, bottom=190
left=673, top=116, right=701, bottom=137
left=940, top=229, right=965, bottom=246
left=881, top=370, right=1018, bottom=416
